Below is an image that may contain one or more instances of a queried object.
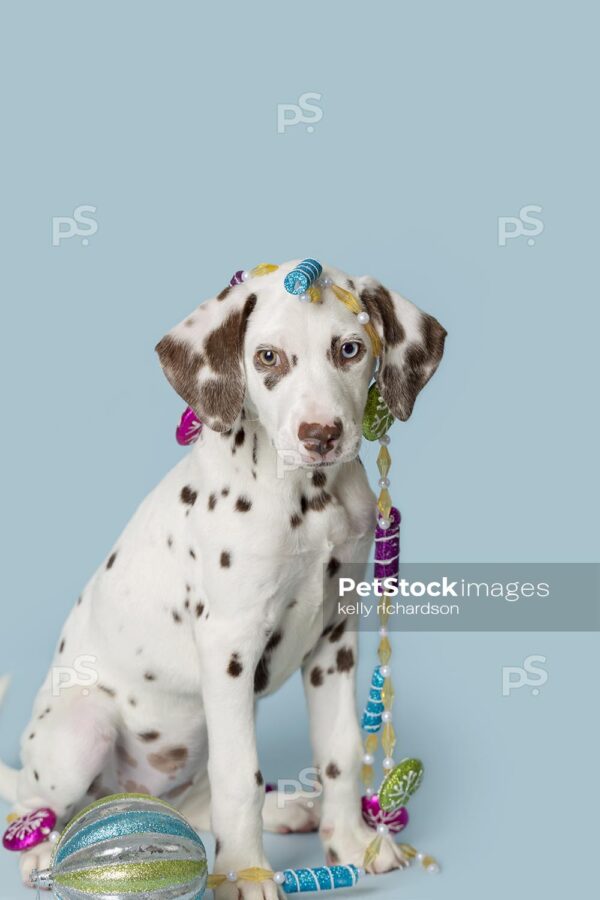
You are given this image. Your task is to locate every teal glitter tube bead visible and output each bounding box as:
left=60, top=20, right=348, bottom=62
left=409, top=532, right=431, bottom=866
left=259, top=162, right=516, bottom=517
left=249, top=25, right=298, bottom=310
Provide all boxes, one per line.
left=281, top=865, right=360, bottom=893
left=284, top=259, right=323, bottom=295
left=361, top=666, right=385, bottom=733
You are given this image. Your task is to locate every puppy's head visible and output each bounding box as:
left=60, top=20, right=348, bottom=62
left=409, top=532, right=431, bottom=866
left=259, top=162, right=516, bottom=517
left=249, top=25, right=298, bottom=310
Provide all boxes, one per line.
left=156, top=261, right=446, bottom=467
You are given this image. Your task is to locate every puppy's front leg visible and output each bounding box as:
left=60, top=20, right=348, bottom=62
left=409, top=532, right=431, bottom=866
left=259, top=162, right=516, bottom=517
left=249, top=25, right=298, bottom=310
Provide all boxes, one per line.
left=303, top=622, right=410, bottom=874
left=198, top=618, right=280, bottom=900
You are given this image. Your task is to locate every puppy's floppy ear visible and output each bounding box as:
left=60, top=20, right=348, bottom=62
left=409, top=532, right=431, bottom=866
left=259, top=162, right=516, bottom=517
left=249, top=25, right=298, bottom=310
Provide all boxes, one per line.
left=155, top=286, right=257, bottom=432
left=357, top=277, right=447, bottom=421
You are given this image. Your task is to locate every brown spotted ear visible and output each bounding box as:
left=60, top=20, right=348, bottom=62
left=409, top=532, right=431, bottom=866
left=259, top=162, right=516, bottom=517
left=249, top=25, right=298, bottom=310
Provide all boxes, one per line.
left=155, top=287, right=257, bottom=432
left=357, top=277, right=447, bottom=421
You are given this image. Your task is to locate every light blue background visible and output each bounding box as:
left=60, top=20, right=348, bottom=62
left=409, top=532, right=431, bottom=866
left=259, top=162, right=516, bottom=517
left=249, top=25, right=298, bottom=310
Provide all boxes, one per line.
left=0, top=1, right=598, bottom=898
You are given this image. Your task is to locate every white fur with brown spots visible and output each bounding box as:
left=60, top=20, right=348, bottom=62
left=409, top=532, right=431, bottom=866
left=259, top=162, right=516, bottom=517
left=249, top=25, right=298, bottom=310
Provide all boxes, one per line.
left=0, top=261, right=445, bottom=897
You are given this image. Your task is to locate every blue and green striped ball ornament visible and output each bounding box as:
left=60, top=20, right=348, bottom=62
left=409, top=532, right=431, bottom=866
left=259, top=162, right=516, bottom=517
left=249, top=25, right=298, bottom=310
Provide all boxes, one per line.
left=30, top=793, right=208, bottom=900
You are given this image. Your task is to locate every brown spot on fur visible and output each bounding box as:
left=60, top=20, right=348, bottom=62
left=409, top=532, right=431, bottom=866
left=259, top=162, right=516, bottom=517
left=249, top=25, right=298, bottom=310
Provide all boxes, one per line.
left=195, top=602, right=205, bottom=618
left=360, top=284, right=405, bottom=346
left=189, top=548, right=196, bottom=559
left=328, top=847, right=340, bottom=864
left=312, top=470, right=327, bottom=488
left=228, top=653, right=243, bottom=677
left=325, top=762, right=341, bottom=779
left=217, top=286, right=231, bottom=301
left=308, top=491, right=332, bottom=512
left=300, top=495, right=308, bottom=514
left=220, top=551, right=231, bottom=567
left=128, top=697, right=137, bottom=707
left=221, top=486, right=230, bottom=496
left=290, top=513, right=302, bottom=528
left=234, top=428, right=245, bottom=447
left=138, top=731, right=161, bottom=743
left=255, top=770, right=264, bottom=786
left=291, top=354, right=298, bottom=366
left=329, top=619, right=347, bottom=643
left=144, top=672, right=156, bottom=681
left=336, top=647, right=355, bottom=672
left=327, top=558, right=341, bottom=577
left=98, top=684, right=116, bottom=697
left=155, top=334, right=206, bottom=411
left=123, top=779, right=150, bottom=794
left=254, top=630, right=282, bottom=694
left=172, top=610, right=182, bottom=623
left=252, top=433, right=258, bottom=465
left=59, top=638, right=65, bottom=654
left=106, top=552, right=117, bottom=570
left=167, top=535, right=173, bottom=548
left=310, top=666, right=324, bottom=687
left=148, top=746, right=189, bottom=775
left=180, top=485, right=197, bottom=506
left=235, top=496, right=252, bottom=512
left=208, top=493, right=217, bottom=510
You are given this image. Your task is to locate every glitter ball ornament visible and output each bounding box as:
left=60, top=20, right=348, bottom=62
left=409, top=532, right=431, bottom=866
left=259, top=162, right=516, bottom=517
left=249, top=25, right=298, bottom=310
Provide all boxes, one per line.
left=361, top=794, right=409, bottom=834
left=29, top=794, right=208, bottom=899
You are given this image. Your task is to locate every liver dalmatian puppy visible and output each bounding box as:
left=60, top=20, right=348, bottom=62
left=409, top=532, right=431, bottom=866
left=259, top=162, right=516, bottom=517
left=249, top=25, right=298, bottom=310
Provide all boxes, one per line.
left=0, top=260, right=446, bottom=898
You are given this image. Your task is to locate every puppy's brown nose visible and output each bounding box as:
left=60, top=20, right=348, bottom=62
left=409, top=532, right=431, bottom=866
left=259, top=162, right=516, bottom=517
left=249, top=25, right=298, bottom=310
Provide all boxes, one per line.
left=298, top=419, right=343, bottom=457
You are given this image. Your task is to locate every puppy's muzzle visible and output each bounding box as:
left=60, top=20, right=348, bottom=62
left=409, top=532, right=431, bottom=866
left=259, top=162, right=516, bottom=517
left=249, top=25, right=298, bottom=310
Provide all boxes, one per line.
left=298, top=419, right=343, bottom=458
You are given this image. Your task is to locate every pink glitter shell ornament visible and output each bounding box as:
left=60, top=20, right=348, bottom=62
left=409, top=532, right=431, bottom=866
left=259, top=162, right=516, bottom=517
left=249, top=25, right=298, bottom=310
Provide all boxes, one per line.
left=2, top=808, right=57, bottom=852
left=176, top=406, right=202, bottom=446
left=361, top=794, right=409, bottom=834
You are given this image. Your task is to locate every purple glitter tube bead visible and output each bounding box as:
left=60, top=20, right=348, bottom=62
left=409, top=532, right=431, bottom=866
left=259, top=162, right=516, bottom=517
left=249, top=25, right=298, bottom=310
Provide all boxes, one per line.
left=230, top=270, right=246, bottom=286
left=374, top=506, right=400, bottom=582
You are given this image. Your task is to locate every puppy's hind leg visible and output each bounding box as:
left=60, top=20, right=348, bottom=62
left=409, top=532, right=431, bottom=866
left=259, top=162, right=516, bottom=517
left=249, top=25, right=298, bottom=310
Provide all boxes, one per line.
left=16, top=691, right=117, bottom=888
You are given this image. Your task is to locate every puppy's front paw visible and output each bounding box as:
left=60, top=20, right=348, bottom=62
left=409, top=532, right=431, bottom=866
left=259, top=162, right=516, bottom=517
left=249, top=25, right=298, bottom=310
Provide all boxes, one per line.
left=20, top=843, right=53, bottom=890
left=323, top=820, right=411, bottom=874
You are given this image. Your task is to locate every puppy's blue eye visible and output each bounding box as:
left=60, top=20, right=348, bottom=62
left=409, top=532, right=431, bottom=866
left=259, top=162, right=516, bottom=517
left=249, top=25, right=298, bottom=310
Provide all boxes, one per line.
left=341, top=341, right=360, bottom=359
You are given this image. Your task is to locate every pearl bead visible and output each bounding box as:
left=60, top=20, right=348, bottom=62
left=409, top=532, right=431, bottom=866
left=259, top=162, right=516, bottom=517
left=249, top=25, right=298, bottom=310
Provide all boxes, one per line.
left=357, top=311, right=370, bottom=325
left=379, top=626, right=388, bottom=637
left=357, top=867, right=366, bottom=878
left=365, top=787, right=374, bottom=798
left=378, top=517, right=391, bottom=529
left=379, top=434, right=391, bottom=446
left=241, top=271, right=250, bottom=282
left=376, top=823, right=389, bottom=836
left=382, top=710, right=392, bottom=723
left=273, top=872, right=286, bottom=885
left=378, top=477, right=390, bottom=488
left=416, top=851, right=424, bottom=862
left=380, top=665, right=391, bottom=678
left=320, top=275, right=333, bottom=287
left=383, top=756, right=395, bottom=770
left=427, top=862, right=440, bottom=873
left=362, top=753, right=374, bottom=766
left=48, top=831, right=60, bottom=844
left=299, top=292, right=309, bottom=302
left=227, top=871, right=238, bottom=882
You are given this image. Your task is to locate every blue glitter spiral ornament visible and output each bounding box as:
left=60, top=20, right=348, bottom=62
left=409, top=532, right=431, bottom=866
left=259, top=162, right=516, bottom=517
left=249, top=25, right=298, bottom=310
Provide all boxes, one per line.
left=361, top=666, right=385, bottom=733
left=281, top=864, right=360, bottom=893
left=30, top=794, right=207, bottom=900
left=284, top=259, right=323, bottom=295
